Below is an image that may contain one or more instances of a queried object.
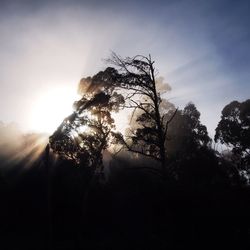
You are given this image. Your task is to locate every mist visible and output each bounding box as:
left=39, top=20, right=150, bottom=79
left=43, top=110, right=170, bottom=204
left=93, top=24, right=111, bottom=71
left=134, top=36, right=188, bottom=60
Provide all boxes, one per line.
left=0, top=122, right=48, bottom=178
left=1, top=1, right=250, bottom=249
left=0, top=0, right=250, bottom=136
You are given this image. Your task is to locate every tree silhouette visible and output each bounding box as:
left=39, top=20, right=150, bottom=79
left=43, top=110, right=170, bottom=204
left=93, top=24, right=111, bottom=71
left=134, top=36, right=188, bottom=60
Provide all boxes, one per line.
left=161, top=102, right=214, bottom=183
left=49, top=77, right=124, bottom=173
left=166, top=102, right=211, bottom=159
left=92, top=53, right=177, bottom=176
left=215, top=99, right=250, bottom=169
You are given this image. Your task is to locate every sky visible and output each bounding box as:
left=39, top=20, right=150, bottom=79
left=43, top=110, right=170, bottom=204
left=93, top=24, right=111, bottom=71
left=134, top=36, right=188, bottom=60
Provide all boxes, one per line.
left=0, top=0, right=249, bottom=138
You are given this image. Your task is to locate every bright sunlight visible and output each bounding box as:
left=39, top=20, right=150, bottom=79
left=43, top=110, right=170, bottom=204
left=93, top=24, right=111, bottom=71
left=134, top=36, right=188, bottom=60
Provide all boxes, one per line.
left=29, top=86, right=80, bottom=134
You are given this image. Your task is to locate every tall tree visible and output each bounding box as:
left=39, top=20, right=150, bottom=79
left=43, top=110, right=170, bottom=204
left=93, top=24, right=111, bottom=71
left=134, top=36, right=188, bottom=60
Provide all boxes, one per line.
left=49, top=77, right=124, bottom=173
left=92, top=53, right=177, bottom=175
left=215, top=99, right=250, bottom=169
left=166, top=102, right=211, bottom=158
left=164, top=103, right=214, bottom=183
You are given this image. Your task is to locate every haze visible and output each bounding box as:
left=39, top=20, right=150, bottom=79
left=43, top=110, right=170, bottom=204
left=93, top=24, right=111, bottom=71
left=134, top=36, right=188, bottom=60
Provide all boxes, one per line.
left=0, top=0, right=249, bottom=136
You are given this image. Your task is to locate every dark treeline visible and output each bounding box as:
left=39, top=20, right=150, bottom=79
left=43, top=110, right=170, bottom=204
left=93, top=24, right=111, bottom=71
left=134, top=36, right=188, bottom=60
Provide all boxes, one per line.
left=0, top=54, right=250, bottom=249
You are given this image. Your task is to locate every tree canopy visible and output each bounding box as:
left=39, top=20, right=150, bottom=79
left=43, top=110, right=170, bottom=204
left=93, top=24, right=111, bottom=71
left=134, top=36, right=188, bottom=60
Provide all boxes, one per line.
left=88, top=53, right=178, bottom=176
left=215, top=99, right=250, bottom=169
left=49, top=76, right=124, bottom=173
left=166, top=102, right=211, bottom=158
left=48, top=54, right=249, bottom=184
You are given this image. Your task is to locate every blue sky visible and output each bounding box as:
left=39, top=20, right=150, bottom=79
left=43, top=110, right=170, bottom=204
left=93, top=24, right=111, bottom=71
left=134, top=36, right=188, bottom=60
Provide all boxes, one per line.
left=0, top=0, right=249, bottom=137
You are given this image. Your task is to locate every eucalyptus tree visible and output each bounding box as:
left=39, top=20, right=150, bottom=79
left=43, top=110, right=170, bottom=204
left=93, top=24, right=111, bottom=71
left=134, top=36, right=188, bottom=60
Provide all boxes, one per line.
left=92, top=53, right=177, bottom=176
left=166, top=102, right=211, bottom=158
left=49, top=76, right=124, bottom=173
left=215, top=99, right=250, bottom=169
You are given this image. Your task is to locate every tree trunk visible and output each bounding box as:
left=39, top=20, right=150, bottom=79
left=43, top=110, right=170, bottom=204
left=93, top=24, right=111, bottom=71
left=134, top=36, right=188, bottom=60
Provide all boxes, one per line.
left=149, top=62, right=167, bottom=177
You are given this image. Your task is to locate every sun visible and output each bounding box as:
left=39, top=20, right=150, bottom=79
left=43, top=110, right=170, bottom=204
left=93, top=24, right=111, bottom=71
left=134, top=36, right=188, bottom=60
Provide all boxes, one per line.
left=29, top=86, right=80, bottom=134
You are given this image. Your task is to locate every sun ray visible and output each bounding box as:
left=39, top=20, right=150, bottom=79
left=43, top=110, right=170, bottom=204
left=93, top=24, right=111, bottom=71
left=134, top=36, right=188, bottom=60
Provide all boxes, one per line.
left=29, top=86, right=80, bottom=134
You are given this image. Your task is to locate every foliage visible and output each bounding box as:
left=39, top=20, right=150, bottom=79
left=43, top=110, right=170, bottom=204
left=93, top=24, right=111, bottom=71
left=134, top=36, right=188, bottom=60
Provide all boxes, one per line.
left=215, top=99, right=250, bottom=169
left=49, top=78, right=124, bottom=171
left=166, top=102, right=211, bottom=158
left=162, top=103, right=214, bottom=181
left=92, top=53, right=177, bottom=174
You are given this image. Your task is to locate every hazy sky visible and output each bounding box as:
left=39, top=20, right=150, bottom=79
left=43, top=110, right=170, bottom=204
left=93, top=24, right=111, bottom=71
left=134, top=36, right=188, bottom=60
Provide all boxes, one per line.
left=0, top=0, right=249, bottom=137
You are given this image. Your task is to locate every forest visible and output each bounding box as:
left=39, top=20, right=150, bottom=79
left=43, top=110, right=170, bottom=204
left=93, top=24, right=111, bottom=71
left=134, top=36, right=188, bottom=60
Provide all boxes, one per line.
left=0, top=54, right=250, bottom=249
